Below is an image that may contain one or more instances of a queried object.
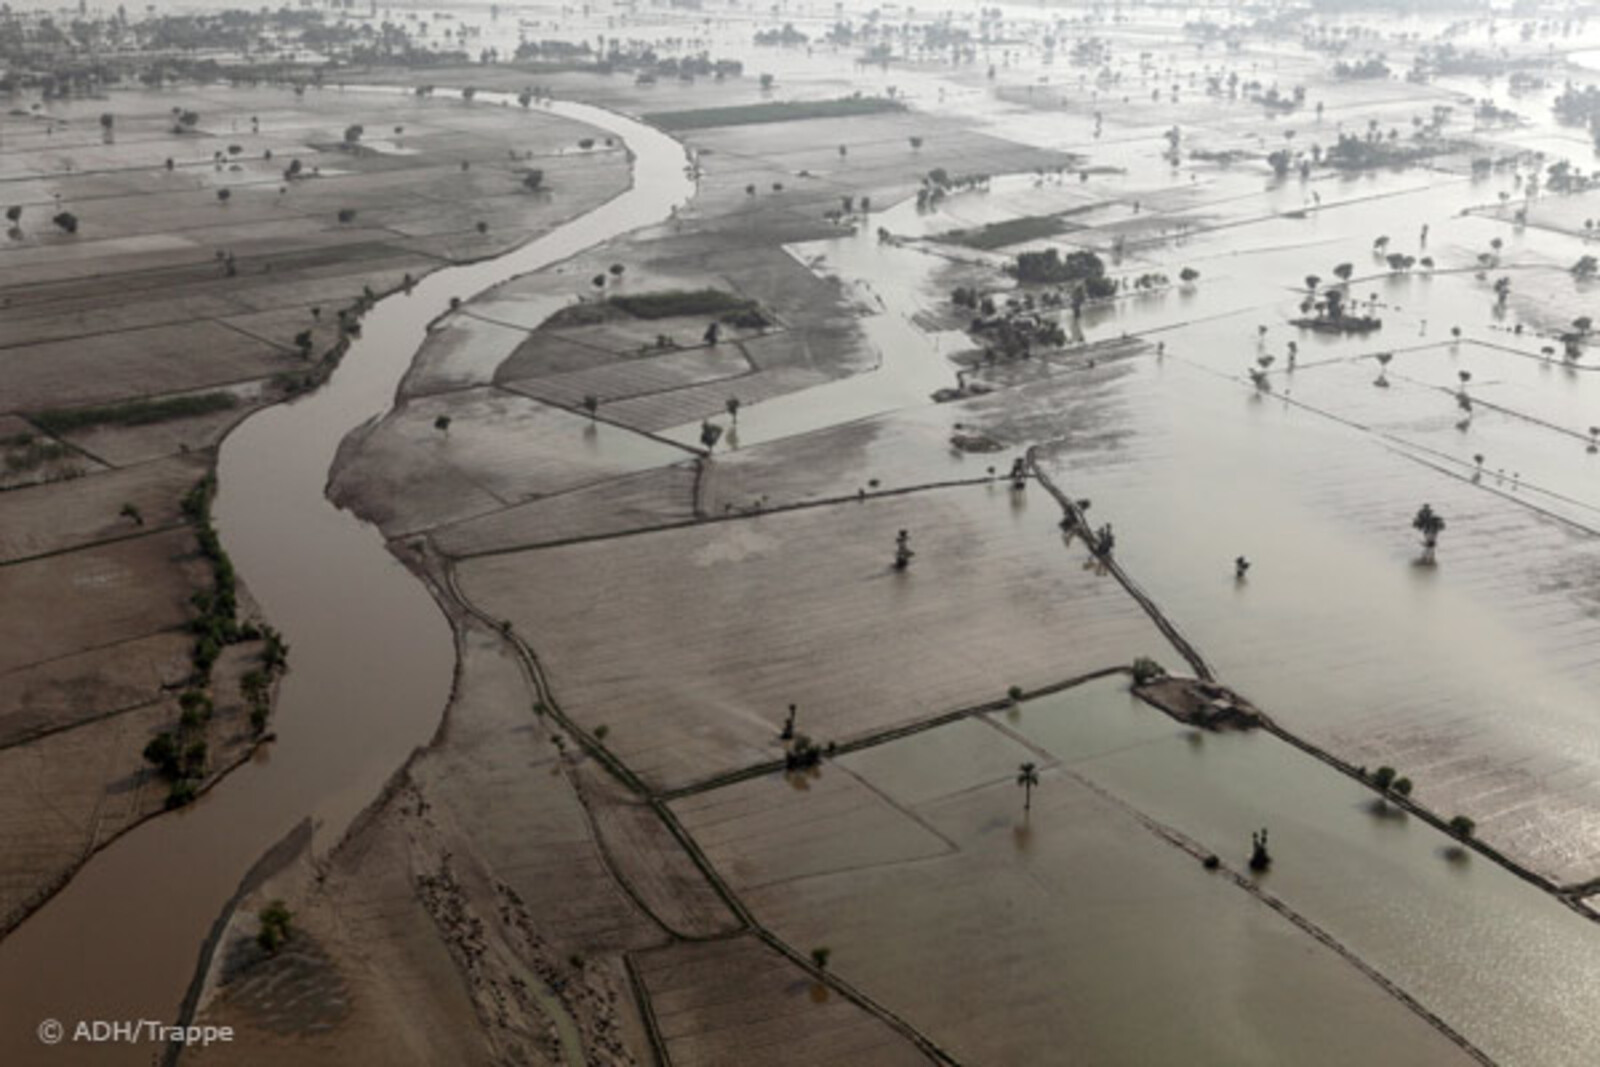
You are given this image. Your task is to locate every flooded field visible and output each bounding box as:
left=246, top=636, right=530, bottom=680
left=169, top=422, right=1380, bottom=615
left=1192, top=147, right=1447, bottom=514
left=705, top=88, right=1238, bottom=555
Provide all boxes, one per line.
left=6, top=0, right=1600, bottom=1063
left=671, top=703, right=1476, bottom=1065
left=1013, top=679, right=1600, bottom=1066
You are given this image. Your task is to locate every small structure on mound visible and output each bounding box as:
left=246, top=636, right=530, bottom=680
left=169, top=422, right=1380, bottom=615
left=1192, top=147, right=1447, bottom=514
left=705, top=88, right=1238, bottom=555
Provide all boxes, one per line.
left=1135, top=675, right=1262, bottom=731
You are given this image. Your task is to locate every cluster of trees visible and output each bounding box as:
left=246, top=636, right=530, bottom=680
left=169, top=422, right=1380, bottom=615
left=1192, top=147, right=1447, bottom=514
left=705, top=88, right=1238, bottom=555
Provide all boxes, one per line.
left=972, top=311, right=1067, bottom=360
left=1011, top=248, right=1117, bottom=300
left=753, top=23, right=808, bottom=46
left=1553, top=83, right=1600, bottom=149
left=143, top=477, right=288, bottom=806
left=1291, top=264, right=1382, bottom=333
left=1333, top=56, right=1391, bottom=80
left=141, top=700, right=209, bottom=809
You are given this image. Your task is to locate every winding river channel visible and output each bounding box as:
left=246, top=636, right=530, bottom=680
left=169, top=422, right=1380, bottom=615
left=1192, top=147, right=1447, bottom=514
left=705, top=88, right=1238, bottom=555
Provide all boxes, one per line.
left=0, top=89, right=693, bottom=1064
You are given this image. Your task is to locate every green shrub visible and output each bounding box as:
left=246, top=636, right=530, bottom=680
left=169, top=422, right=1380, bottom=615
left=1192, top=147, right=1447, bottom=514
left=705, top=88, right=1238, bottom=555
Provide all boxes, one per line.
left=1131, top=657, right=1166, bottom=685
left=143, top=733, right=181, bottom=778
left=31, top=393, right=238, bottom=435
left=610, top=289, right=756, bottom=320
left=257, top=900, right=293, bottom=953
left=166, top=779, right=198, bottom=808
left=646, top=96, right=903, bottom=131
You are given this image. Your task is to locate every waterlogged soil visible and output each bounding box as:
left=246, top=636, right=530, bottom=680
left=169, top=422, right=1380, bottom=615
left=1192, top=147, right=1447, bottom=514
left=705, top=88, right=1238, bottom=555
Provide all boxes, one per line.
left=1008, top=678, right=1600, bottom=1067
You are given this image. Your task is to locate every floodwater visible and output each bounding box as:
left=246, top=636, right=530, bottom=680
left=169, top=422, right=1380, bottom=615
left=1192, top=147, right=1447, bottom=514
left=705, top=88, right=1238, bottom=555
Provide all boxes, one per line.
left=631, top=47, right=1600, bottom=1062
left=6, top=7, right=1600, bottom=1063
left=1011, top=678, right=1600, bottom=1066
left=0, top=89, right=692, bottom=1063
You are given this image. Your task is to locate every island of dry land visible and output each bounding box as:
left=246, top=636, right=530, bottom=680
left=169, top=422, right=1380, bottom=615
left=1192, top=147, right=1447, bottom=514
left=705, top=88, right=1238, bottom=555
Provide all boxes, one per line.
left=0, top=81, right=628, bottom=936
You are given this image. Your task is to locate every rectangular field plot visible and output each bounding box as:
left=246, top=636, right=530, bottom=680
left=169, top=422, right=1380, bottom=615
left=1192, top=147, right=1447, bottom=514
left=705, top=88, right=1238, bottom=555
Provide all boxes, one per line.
left=0, top=528, right=207, bottom=674
left=632, top=936, right=933, bottom=1067
left=328, top=387, right=691, bottom=537
left=455, top=486, right=1175, bottom=791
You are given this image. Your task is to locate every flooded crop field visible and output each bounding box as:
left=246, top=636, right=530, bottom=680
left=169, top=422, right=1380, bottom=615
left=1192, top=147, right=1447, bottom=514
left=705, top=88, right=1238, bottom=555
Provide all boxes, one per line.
left=4, top=0, right=1600, bottom=1064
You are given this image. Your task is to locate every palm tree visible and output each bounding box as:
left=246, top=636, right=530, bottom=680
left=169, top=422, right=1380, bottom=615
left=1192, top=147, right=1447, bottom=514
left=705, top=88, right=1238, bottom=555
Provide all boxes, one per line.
left=1374, top=351, right=1392, bottom=387
left=725, top=397, right=741, bottom=424
left=582, top=394, right=599, bottom=420
left=1017, top=762, right=1040, bottom=812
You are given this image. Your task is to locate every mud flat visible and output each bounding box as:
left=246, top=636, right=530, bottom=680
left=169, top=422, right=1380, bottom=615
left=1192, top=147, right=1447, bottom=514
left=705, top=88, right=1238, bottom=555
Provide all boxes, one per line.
left=185, top=622, right=667, bottom=1067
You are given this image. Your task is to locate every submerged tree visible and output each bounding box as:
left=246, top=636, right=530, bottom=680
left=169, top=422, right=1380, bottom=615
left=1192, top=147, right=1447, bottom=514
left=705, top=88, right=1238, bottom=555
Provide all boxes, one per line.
left=1016, top=761, right=1040, bottom=812
left=1373, top=351, right=1393, bottom=387
left=1412, top=503, right=1446, bottom=562
left=893, top=528, right=914, bottom=570
left=700, top=419, right=723, bottom=453
left=1249, top=828, right=1272, bottom=871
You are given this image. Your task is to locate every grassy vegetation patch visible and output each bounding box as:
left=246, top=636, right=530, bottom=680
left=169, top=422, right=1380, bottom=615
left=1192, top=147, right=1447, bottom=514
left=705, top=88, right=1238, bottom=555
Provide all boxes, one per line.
left=611, top=289, right=758, bottom=319
left=31, top=392, right=239, bottom=435
left=547, top=289, right=762, bottom=328
left=644, top=96, right=904, bottom=131
left=939, top=213, right=1085, bottom=250
left=2, top=434, right=71, bottom=473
